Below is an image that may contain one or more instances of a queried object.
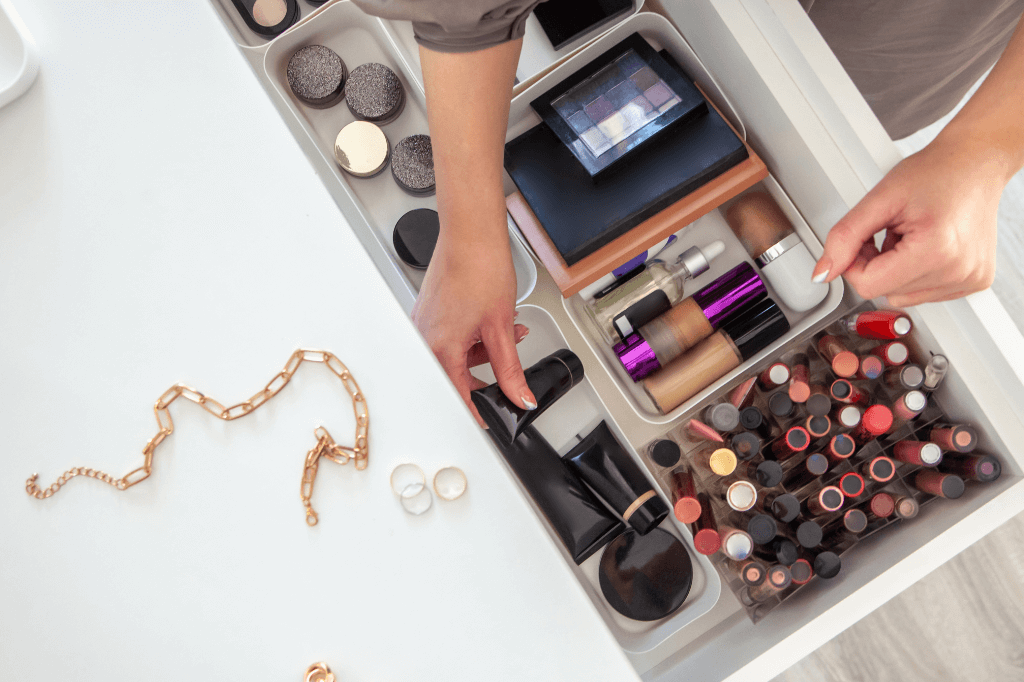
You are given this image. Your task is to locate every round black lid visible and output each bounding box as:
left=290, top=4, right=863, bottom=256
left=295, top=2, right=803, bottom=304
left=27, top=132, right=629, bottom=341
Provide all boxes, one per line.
left=813, top=551, right=842, bottom=579
left=756, top=461, right=784, bottom=487
left=721, top=298, right=791, bottom=360
left=830, top=379, right=851, bottom=400
left=730, top=432, right=761, bottom=460
left=629, top=494, right=670, bottom=535
left=807, top=415, right=831, bottom=437
left=598, top=528, right=693, bottom=621
left=740, top=406, right=764, bottom=430
left=795, top=520, right=823, bottom=548
left=705, top=403, right=740, bottom=432
left=805, top=453, right=829, bottom=476
left=773, top=538, right=799, bottom=566
left=549, top=349, right=586, bottom=386
left=747, top=514, right=778, bottom=545
left=768, top=391, right=794, bottom=418
left=942, top=474, right=966, bottom=499
left=844, top=509, right=868, bottom=533
left=650, top=440, right=681, bottom=468
left=771, top=493, right=801, bottom=523
left=806, top=393, right=832, bottom=417
left=840, top=473, right=864, bottom=497
left=787, top=427, right=809, bottom=450
left=976, top=455, right=1002, bottom=483
left=393, top=209, right=440, bottom=269
left=790, top=558, right=813, bottom=583
left=832, top=434, right=855, bottom=457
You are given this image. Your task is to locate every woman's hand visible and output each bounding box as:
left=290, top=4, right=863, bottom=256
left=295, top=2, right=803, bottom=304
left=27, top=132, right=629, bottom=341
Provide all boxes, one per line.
left=412, top=234, right=534, bottom=427
left=812, top=137, right=1001, bottom=307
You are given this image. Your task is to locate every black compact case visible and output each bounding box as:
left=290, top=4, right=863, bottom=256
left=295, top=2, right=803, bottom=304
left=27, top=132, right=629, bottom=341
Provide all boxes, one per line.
left=533, top=0, right=634, bottom=51
left=230, top=0, right=299, bottom=38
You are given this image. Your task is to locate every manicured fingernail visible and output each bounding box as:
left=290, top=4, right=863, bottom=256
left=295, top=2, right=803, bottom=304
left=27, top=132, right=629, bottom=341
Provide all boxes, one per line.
left=812, top=269, right=829, bottom=284
left=522, top=396, right=537, bottom=410
left=516, top=328, right=530, bottom=341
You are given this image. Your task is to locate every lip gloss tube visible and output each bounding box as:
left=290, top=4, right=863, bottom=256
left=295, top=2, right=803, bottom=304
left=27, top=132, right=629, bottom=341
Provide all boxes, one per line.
left=818, top=335, right=859, bottom=378
left=758, top=491, right=801, bottom=523
left=805, top=486, right=845, bottom=516
left=922, top=355, right=949, bottom=391
left=736, top=459, right=785, bottom=488
left=729, top=559, right=767, bottom=587
left=771, top=425, right=810, bottom=461
left=892, top=440, right=943, bottom=467
left=725, top=480, right=758, bottom=512
left=805, top=415, right=832, bottom=439
left=871, top=341, right=909, bottom=367
left=884, top=364, right=925, bottom=391
left=830, top=379, right=869, bottom=406
left=832, top=405, right=862, bottom=431
left=684, top=418, right=724, bottom=444
left=929, top=424, right=978, bottom=453
left=643, top=298, right=791, bottom=414
left=719, top=526, right=755, bottom=561
left=866, top=492, right=895, bottom=520
left=741, top=564, right=792, bottom=604
left=824, top=434, right=857, bottom=465
left=615, top=263, right=767, bottom=382
left=850, top=405, right=893, bottom=443
left=940, top=453, right=1001, bottom=483
left=857, top=355, right=885, bottom=381
left=862, top=455, right=896, bottom=483
left=740, top=406, right=773, bottom=440
left=758, top=362, right=791, bottom=391
left=894, top=496, right=919, bottom=520
left=695, top=446, right=738, bottom=477
left=649, top=439, right=682, bottom=468
left=671, top=469, right=702, bottom=524
left=731, top=432, right=762, bottom=461
left=730, top=376, right=759, bottom=409
left=788, top=353, right=811, bottom=403
left=692, top=493, right=722, bottom=555
left=782, top=453, right=829, bottom=490
left=841, top=310, right=912, bottom=339
left=914, top=470, right=966, bottom=499
left=789, top=558, right=814, bottom=586
left=838, top=472, right=865, bottom=498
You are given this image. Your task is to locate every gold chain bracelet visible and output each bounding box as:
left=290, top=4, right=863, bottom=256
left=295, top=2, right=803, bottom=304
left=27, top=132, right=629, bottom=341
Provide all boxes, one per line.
left=24, top=349, right=369, bottom=526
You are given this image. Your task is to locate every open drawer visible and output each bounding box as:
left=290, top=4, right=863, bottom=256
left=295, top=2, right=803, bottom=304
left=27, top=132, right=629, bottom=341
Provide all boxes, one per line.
left=208, top=1, right=1024, bottom=681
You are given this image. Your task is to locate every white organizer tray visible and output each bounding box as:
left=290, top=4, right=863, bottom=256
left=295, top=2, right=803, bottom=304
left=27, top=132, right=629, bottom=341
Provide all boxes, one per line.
left=0, top=0, right=39, bottom=110
left=470, top=304, right=721, bottom=654
left=262, top=1, right=537, bottom=307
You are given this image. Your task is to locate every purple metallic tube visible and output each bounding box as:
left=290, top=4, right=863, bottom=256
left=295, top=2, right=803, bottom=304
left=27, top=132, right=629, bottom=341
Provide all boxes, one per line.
left=614, top=262, right=766, bottom=382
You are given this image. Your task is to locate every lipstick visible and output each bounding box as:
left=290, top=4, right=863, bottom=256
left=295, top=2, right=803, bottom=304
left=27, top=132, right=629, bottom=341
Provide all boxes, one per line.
left=726, top=480, right=758, bottom=512
left=731, top=431, right=762, bottom=460
left=737, top=459, right=785, bottom=488
left=684, top=418, right=724, bottom=444
left=788, top=353, right=811, bottom=403
left=866, top=492, right=895, bottom=520
left=914, top=470, right=965, bottom=499
left=929, top=424, right=978, bottom=453
left=696, top=446, right=738, bottom=477
left=740, top=406, right=773, bottom=440
left=747, top=513, right=779, bottom=545
left=671, top=470, right=702, bottom=524
left=830, top=379, right=869, bottom=406
left=805, top=415, right=832, bottom=439
left=818, top=335, right=859, bottom=378
left=789, top=558, right=813, bottom=586
left=804, top=392, right=832, bottom=418
left=892, top=440, right=943, bottom=467
left=758, top=362, right=791, bottom=391
left=729, top=559, right=767, bottom=587
left=793, top=520, right=824, bottom=549
left=805, top=486, right=845, bottom=516
left=692, top=493, right=722, bottom=555
left=939, top=453, right=1001, bottom=483
left=870, top=341, right=909, bottom=367
left=742, top=564, right=792, bottom=604
left=884, top=364, right=925, bottom=391
left=768, top=391, right=795, bottom=421
left=825, top=433, right=856, bottom=463
left=729, top=376, right=758, bottom=409
left=782, top=453, right=829, bottom=490
left=650, top=439, right=682, bottom=468
left=771, top=426, right=810, bottom=461
left=850, top=405, right=893, bottom=443
left=857, top=355, right=885, bottom=380
left=894, top=496, right=919, bottom=520
left=759, top=491, right=801, bottom=523
left=892, top=390, right=927, bottom=424
left=813, top=551, right=842, bottom=580
left=754, top=537, right=799, bottom=567
left=862, top=455, right=896, bottom=483
left=922, top=354, right=949, bottom=391
left=841, top=310, right=912, bottom=340
left=704, top=403, right=741, bottom=433
left=719, top=526, right=755, bottom=561
left=832, top=405, right=862, bottom=431
left=838, top=472, right=865, bottom=498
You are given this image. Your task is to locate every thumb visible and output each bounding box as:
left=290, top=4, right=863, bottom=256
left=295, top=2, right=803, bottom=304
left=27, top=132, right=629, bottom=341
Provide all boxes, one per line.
left=481, top=321, right=536, bottom=411
left=813, top=187, right=903, bottom=284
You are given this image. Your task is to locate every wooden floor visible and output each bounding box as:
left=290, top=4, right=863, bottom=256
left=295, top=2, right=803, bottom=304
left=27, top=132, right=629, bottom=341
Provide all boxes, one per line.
left=771, top=101, right=1024, bottom=682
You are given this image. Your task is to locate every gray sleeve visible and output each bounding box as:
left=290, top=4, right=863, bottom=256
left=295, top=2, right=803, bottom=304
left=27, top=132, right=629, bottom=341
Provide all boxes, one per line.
left=353, top=0, right=547, bottom=53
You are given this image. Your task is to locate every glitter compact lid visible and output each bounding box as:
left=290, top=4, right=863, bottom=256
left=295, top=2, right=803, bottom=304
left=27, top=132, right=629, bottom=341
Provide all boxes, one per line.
left=599, top=528, right=693, bottom=621
left=393, top=208, right=440, bottom=269
left=335, top=121, right=390, bottom=178
left=392, top=134, right=435, bottom=196
left=346, top=62, right=405, bottom=125
left=287, top=45, right=347, bottom=109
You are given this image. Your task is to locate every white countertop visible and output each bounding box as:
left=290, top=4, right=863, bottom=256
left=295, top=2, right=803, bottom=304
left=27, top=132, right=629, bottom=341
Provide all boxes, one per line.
left=0, top=2, right=641, bottom=680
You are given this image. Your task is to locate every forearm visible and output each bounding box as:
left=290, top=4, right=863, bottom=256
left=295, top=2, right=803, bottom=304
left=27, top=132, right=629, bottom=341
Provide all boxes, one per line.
left=936, top=17, right=1024, bottom=183
left=419, top=40, right=522, bottom=255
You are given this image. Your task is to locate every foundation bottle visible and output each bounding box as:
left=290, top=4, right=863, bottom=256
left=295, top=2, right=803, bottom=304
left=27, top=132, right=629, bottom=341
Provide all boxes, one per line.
left=726, top=191, right=828, bottom=312
left=614, top=262, right=766, bottom=382
left=644, top=297, right=790, bottom=414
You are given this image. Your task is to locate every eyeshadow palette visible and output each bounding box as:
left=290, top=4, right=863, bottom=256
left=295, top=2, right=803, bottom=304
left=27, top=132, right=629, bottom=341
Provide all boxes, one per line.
left=532, top=33, right=707, bottom=179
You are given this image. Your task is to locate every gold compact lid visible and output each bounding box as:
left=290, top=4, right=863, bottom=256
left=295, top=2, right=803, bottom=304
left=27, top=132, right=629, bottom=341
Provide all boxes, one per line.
left=708, top=448, right=737, bottom=476
left=334, top=121, right=390, bottom=178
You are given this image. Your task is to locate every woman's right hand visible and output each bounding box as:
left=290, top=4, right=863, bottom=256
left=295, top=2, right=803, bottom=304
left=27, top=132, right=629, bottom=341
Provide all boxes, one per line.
left=412, top=234, right=534, bottom=427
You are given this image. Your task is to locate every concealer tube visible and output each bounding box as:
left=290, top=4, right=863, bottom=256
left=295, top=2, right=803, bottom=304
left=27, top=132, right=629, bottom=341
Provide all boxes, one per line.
left=725, top=191, right=828, bottom=312
left=644, top=298, right=790, bottom=414
left=564, top=421, right=669, bottom=535
left=615, top=263, right=766, bottom=382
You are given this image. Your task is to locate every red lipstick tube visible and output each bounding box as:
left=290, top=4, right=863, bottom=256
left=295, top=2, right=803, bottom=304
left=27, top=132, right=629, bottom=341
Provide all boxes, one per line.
left=913, top=470, right=966, bottom=499
left=771, top=426, right=810, bottom=461
left=788, top=354, right=811, bottom=403
left=671, top=470, right=702, bottom=524
left=805, top=485, right=845, bottom=516
left=818, top=335, right=859, bottom=378
left=692, top=493, right=722, bottom=555
left=842, top=310, right=912, bottom=340
left=850, top=405, right=893, bottom=443
left=892, top=440, right=943, bottom=467
left=870, top=341, right=909, bottom=367
left=758, top=362, right=791, bottom=391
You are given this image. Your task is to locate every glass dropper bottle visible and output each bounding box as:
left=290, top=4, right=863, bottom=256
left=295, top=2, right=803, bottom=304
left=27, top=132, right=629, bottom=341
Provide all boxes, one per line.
left=588, top=241, right=726, bottom=343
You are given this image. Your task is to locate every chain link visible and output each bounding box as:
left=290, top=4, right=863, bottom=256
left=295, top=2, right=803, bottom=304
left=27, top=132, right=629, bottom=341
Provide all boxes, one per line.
left=25, top=349, right=369, bottom=525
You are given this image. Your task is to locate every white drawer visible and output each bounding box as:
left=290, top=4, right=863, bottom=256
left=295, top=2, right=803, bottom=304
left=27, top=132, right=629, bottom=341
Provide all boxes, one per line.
left=208, top=1, right=1024, bottom=680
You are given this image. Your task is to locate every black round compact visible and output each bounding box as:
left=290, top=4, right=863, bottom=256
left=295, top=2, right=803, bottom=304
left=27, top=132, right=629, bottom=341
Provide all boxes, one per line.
left=599, top=528, right=692, bottom=622
left=393, top=209, right=440, bottom=269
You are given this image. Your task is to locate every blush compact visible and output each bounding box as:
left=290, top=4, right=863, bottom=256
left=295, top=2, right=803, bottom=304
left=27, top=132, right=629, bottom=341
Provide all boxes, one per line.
left=287, top=45, right=347, bottom=108
left=599, top=528, right=693, bottom=621
left=346, top=63, right=405, bottom=125
left=230, top=0, right=298, bottom=38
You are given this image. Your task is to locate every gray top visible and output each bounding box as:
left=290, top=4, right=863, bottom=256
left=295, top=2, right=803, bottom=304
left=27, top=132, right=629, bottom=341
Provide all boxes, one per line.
left=353, top=0, right=1023, bottom=138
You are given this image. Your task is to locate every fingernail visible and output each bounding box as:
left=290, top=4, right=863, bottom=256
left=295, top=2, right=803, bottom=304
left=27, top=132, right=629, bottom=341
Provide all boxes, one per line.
left=515, top=329, right=530, bottom=342
left=812, top=269, right=829, bottom=284
left=522, top=396, right=537, bottom=411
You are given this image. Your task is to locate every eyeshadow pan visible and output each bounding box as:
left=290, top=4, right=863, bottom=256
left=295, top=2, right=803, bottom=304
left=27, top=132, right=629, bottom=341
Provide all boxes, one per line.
left=620, top=100, right=648, bottom=131
left=252, top=0, right=287, bottom=27
left=605, top=79, right=642, bottom=109
left=629, top=65, right=661, bottom=92
left=658, top=94, right=681, bottom=113
left=629, top=94, right=654, bottom=115
left=584, top=95, right=615, bottom=123
left=579, top=127, right=612, bottom=155
left=644, top=82, right=674, bottom=108
left=567, top=110, right=594, bottom=135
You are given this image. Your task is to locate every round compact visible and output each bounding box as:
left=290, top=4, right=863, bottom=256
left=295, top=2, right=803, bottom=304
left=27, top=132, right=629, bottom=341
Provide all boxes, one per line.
left=433, top=466, right=467, bottom=501
left=334, top=121, right=390, bottom=178
left=346, top=62, right=406, bottom=125
left=287, top=45, right=347, bottom=109
left=599, top=529, right=693, bottom=622
left=392, top=135, right=435, bottom=196
left=650, top=440, right=681, bottom=468
left=400, top=482, right=433, bottom=515
left=390, top=462, right=425, bottom=496
left=393, top=208, right=440, bottom=269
